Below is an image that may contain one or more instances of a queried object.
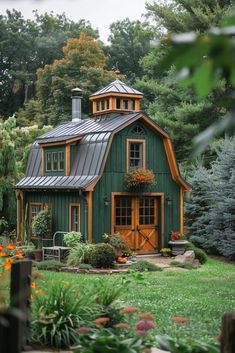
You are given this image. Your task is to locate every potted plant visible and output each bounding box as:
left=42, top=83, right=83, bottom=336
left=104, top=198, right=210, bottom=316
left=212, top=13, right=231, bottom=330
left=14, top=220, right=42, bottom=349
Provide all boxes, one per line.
left=125, top=169, right=155, bottom=189
left=168, top=231, right=189, bottom=256
left=32, top=208, right=51, bottom=261
left=103, top=233, right=127, bottom=260
left=160, top=248, right=171, bottom=257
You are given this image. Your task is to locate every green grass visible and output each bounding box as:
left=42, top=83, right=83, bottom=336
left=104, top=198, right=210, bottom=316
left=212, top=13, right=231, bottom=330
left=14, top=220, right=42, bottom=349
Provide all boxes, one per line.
left=35, top=259, right=235, bottom=345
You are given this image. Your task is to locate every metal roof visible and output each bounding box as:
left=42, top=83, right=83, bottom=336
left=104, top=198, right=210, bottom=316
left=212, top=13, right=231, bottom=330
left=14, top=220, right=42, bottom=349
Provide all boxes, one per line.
left=37, top=112, right=139, bottom=144
left=17, top=132, right=111, bottom=190
left=90, top=79, right=143, bottom=97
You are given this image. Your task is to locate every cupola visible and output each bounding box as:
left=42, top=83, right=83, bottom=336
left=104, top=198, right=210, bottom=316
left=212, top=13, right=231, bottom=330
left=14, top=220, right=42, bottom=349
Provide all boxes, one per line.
left=89, top=79, right=144, bottom=115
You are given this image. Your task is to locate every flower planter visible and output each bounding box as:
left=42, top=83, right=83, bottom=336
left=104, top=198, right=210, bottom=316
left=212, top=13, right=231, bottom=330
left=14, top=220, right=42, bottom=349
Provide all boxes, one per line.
left=168, top=240, right=189, bottom=256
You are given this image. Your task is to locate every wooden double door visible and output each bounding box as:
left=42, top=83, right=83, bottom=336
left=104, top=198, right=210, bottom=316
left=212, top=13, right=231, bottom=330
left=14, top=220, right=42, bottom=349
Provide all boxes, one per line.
left=114, top=195, right=159, bottom=254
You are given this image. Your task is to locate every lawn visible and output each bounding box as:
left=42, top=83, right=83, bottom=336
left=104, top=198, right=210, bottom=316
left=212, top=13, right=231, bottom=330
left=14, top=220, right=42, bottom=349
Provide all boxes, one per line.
left=35, top=259, right=235, bottom=345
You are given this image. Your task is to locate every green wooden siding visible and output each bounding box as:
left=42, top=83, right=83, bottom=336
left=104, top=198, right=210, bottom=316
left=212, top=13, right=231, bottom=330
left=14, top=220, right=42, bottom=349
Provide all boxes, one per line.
left=92, top=122, right=181, bottom=247
left=44, top=146, right=65, bottom=176
left=25, top=191, right=88, bottom=240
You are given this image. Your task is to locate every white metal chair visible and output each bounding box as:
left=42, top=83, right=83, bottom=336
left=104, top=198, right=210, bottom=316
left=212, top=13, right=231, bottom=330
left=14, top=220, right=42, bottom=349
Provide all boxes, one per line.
left=42, top=231, right=70, bottom=261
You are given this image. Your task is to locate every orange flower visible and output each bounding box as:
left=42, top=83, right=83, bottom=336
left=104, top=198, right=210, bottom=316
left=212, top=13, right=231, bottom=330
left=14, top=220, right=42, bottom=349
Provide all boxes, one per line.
left=171, top=316, right=188, bottom=324
left=120, top=306, right=139, bottom=314
left=0, top=245, right=4, bottom=250
left=0, top=251, right=7, bottom=257
left=15, top=250, right=24, bottom=259
left=94, top=317, right=110, bottom=325
left=4, top=258, right=13, bottom=271
left=139, top=313, right=155, bottom=321
left=7, top=243, right=15, bottom=250
left=35, top=289, right=43, bottom=296
left=114, top=323, right=129, bottom=329
left=30, top=282, right=36, bottom=289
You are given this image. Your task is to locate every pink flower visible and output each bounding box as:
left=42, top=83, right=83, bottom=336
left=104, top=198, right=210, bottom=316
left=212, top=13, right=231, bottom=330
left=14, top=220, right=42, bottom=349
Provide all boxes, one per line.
left=94, top=317, right=110, bottom=325
left=120, top=306, right=139, bottom=314
left=135, top=320, right=155, bottom=331
left=76, top=326, right=89, bottom=334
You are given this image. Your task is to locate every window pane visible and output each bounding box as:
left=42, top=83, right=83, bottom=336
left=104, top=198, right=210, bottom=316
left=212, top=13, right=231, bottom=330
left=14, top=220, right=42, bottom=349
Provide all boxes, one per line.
left=52, top=152, right=58, bottom=170
left=129, top=142, right=143, bottom=170
left=116, top=98, right=121, bottom=109
left=132, top=100, right=135, bottom=110
left=101, top=100, right=105, bottom=110
left=46, top=153, right=52, bottom=171
left=123, top=100, right=129, bottom=109
left=58, top=151, right=64, bottom=171
left=96, top=101, right=100, bottom=111
left=106, top=99, right=110, bottom=109
left=115, top=197, right=132, bottom=226
left=71, top=206, right=79, bottom=232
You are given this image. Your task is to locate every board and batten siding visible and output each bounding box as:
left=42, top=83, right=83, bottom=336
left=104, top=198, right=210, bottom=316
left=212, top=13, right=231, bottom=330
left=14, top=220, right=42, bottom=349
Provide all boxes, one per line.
left=92, top=121, right=181, bottom=247
left=24, top=191, right=88, bottom=239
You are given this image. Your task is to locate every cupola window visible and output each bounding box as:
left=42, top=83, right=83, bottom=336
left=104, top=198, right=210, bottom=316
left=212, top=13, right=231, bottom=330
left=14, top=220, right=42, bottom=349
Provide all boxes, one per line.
left=116, top=98, right=121, bottom=109
left=123, top=99, right=129, bottom=109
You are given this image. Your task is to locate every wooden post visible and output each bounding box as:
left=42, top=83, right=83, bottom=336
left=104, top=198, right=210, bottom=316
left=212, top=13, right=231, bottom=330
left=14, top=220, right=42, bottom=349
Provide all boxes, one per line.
left=10, top=260, right=32, bottom=351
left=221, top=311, right=235, bottom=353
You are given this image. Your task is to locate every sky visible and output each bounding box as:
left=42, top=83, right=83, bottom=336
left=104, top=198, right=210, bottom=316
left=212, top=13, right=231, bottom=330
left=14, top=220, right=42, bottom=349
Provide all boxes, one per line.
left=0, top=0, right=149, bottom=42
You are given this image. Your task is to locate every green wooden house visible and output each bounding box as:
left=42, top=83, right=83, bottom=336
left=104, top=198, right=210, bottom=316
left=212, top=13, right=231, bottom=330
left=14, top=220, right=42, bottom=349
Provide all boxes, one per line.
left=16, top=79, right=191, bottom=253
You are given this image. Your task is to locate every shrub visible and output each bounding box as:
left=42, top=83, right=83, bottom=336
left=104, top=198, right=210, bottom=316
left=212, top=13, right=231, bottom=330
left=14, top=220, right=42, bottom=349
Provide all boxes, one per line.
left=32, top=208, right=51, bottom=241
left=32, top=281, right=97, bottom=348
left=79, top=263, right=93, bottom=270
left=170, top=261, right=197, bottom=270
left=67, top=243, right=95, bottom=266
left=64, top=231, right=82, bottom=248
left=33, top=260, right=63, bottom=271
left=186, top=243, right=208, bottom=264
left=90, top=243, right=115, bottom=268
left=129, top=260, right=162, bottom=272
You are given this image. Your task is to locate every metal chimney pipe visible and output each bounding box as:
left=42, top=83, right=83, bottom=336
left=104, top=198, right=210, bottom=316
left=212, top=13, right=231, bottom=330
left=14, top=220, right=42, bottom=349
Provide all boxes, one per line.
left=71, top=87, right=82, bottom=122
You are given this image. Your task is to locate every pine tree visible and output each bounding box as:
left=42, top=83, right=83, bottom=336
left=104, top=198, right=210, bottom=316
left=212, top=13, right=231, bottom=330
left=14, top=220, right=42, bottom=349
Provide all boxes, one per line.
left=186, top=138, right=235, bottom=258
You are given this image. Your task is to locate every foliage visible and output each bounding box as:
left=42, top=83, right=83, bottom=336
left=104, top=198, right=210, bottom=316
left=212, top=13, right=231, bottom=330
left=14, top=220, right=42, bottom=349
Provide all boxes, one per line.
left=67, top=243, right=95, bottom=266
left=121, top=249, right=134, bottom=257
left=32, top=280, right=97, bottom=348
left=170, top=261, right=197, bottom=270
left=106, top=18, right=153, bottom=80
left=0, top=217, right=8, bottom=234
left=74, top=331, right=147, bottom=353
left=186, top=243, right=208, bottom=265
left=103, top=233, right=127, bottom=249
left=160, top=248, right=171, bottom=254
left=171, top=231, right=186, bottom=241
left=156, top=335, right=219, bottom=353
left=33, top=260, right=64, bottom=271
left=79, top=263, right=93, bottom=270
left=63, top=231, right=82, bottom=248
left=0, top=10, right=97, bottom=119
left=125, top=169, right=155, bottom=188
left=34, top=33, right=116, bottom=125
left=128, top=260, right=162, bottom=272
left=156, top=10, right=235, bottom=153
left=90, top=243, right=115, bottom=268
left=186, top=138, right=235, bottom=258
left=32, top=208, right=51, bottom=240
left=37, top=259, right=235, bottom=345
left=137, top=0, right=233, bottom=162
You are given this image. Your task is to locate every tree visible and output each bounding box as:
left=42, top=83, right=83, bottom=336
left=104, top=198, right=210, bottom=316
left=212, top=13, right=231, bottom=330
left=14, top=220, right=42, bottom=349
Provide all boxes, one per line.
left=137, top=0, right=233, bottom=162
left=33, top=33, right=116, bottom=125
left=187, top=138, right=235, bottom=258
left=0, top=10, right=97, bottom=119
left=106, top=18, right=153, bottom=80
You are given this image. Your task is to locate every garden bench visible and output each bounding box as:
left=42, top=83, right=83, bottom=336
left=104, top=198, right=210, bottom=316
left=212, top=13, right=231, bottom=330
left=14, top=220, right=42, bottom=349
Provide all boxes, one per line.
left=42, top=231, right=69, bottom=261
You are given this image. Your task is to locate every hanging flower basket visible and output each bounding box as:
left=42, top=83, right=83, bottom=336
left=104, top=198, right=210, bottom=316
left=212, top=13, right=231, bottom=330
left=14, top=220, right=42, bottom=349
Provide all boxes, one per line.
left=125, top=169, right=155, bottom=189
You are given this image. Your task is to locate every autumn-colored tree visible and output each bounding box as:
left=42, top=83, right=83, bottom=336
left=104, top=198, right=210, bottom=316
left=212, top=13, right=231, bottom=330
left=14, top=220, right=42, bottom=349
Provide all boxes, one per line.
left=34, top=33, right=116, bottom=125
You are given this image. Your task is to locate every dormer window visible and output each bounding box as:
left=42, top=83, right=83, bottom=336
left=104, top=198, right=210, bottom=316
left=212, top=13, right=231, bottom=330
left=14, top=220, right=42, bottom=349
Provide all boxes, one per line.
left=45, top=149, right=65, bottom=173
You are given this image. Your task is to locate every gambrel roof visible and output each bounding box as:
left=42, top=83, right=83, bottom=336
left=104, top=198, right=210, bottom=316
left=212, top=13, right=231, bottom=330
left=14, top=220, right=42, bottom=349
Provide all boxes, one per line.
left=16, top=112, right=191, bottom=191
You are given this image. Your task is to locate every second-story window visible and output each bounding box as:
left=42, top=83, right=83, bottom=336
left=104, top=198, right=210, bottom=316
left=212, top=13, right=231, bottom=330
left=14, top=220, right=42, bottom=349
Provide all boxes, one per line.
left=127, top=139, right=146, bottom=171
left=45, top=150, right=65, bottom=172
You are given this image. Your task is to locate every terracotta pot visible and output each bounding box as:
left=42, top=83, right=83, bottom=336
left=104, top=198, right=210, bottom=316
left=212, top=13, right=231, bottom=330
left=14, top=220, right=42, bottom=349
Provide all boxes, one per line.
left=114, top=248, right=122, bottom=260
left=34, top=250, right=42, bottom=261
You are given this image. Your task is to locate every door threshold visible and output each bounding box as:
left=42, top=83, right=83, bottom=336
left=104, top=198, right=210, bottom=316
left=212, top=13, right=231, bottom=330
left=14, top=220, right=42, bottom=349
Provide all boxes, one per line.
left=137, top=253, right=161, bottom=258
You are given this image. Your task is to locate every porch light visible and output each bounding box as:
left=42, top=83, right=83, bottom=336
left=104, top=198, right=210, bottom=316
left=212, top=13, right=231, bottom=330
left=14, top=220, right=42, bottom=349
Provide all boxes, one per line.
left=104, top=195, right=110, bottom=207
left=166, top=194, right=172, bottom=206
